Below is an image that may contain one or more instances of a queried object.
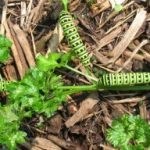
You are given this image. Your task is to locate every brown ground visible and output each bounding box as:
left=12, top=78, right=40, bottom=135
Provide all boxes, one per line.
left=0, top=0, right=150, bottom=149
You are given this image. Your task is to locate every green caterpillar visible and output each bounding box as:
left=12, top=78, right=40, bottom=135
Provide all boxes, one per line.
left=59, top=10, right=90, bottom=66
left=98, top=72, right=150, bottom=87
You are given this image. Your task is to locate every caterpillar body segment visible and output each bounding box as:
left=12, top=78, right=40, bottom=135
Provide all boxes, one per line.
left=59, top=10, right=90, bottom=66
left=98, top=73, right=150, bottom=87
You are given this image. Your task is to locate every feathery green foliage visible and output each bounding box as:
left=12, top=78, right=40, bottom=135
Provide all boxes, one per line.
left=7, top=53, right=70, bottom=118
left=7, top=68, right=67, bottom=117
left=0, top=53, right=69, bottom=149
left=0, top=105, right=26, bottom=150
left=36, top=52, right=70, bottom=72
left=0, top=53, right=71, bottom=149
left=0, top=52, right=95, bottom=149
left=0, top=35, right=12, bottom=63
left=106, top=115, right=150, bottom=150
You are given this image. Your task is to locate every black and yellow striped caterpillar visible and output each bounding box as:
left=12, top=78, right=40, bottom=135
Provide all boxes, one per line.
left=98, top=72, right=150, bottom=87
left=59, top=10, right=90, bottom=66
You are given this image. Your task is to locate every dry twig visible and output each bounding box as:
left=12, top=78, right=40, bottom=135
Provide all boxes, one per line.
left=108, top=9, right=147, bottom=65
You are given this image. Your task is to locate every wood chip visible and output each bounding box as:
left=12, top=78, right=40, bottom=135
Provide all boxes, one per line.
left=139, top=102, right=147, bottom=120
left=31, top=137, right=62, bottom=150
left=35, top=30, right=52, bottom=52
left=2, top=65, right=18, bottom=80
left=30, top=146, right=42, bottom=150
left=20, top=1, right=26, bottom=27
left=12, top=24, right=36, bottom=67
left=8, top=20, right=28, bottom=71
left=95, top=25, right=125, bottom=51
left=123, top=49, right=144, bottom=61
left=93, top=51, right=125, bottom=68
left=117, top=39, right=149, bottom=72
left=93, top=51, right=109, bottom=64
left=47, top=23, right=64, bottom=54
left=65, top=92, right=99, bottom=128
left=24, top=0, right=46, bottom=31
left=47, top=114, right=63, bottom=134
left=0, top=0, right=8, bottom=34
left=111, top=96, right=146, bottom=104
left=48, top=134, right=78, bottom=150
left=4, top=21, right=26, bottom=78
left=108, top=9, right=147, bottom=64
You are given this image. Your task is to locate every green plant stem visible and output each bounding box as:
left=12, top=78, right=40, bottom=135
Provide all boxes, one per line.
left=60, top=85, right=150, bottom=95
left=65, top=65, right=98, bottom=82
left=61, top=0, right=68, bottom=11
left=58, top=84, right=98, bottom=95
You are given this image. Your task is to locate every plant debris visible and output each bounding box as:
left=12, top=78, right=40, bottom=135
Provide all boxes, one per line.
left=0, top=0, right=150, bottom=149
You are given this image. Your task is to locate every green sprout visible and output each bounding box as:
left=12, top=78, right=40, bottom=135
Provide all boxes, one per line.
left=114, top=3, right=123, bottom=12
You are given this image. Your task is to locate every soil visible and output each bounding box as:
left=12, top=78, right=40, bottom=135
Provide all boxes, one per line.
left=0, top=0, right=150, bottom=149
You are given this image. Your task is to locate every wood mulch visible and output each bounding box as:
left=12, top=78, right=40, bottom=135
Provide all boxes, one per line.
left=0, top=0, right=150, bottom=149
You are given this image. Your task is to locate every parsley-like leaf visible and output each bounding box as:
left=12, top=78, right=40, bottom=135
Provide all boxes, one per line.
left=0, top=35, right=12, bottom=63
left=106, top=115, right=150, bottom=150
left=36, top=53, right=71, bottom=72
left=7, top=67, right=67, bottom=118
left=0, top=105, right=26, bottom=150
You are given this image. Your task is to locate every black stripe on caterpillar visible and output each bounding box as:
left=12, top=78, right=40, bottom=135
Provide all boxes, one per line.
left=98, top=72, right=150, bottom=87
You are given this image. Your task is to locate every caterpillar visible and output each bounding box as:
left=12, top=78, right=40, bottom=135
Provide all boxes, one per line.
left=59, top=10, right=90, bottom=66
left=98, top=72, right=150, bottom=87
